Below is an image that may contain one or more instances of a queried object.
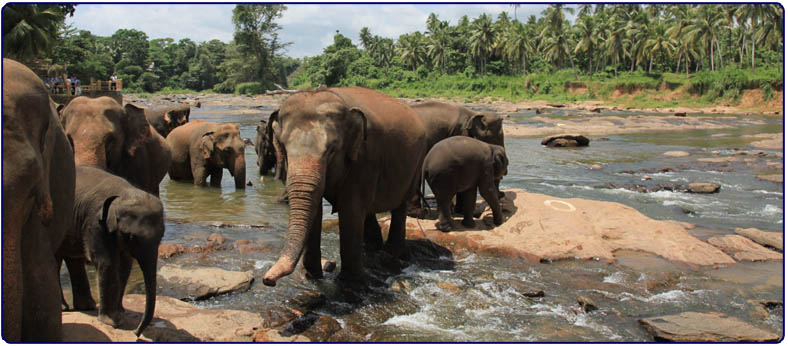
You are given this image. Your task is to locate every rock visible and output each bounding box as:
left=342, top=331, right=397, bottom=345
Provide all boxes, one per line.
left=62, top=295, right=263, bottom=342
left=286, top=290, right=326, bottom=311
left=395, top=189, right=735, bottom=266
left=157, top=264, right=254, bottom=300
left=541, top=134, right=590, bottom=147
left=577, top=295, right=598, bottom=312
left=589, top=164, right=603, bottom=170
left=707, top=235, right=782, bottom=261
left=500, top=279, right=544, bottom=297
left=756, top=174, right=783, bottom=183
left=252, top=329, right=310, bottom=342
left=674, top=112, right=687, bottom=117
left=246, top=181, right=253, bottom=186
left=259, top=305, right=300, bottom=329
left=639, top=311, right=780, bottom=342
left=590, top=107, right=602, bottom=113
left=282, top=312, right=320, bottom=336
left=663, top=151, right=690, bottom=158
left=535, top=108, right=547, bottom=114
left=232, top=239, right=267, bottom=254
left=158, top=243, right=185, bottom=259
left=321, top=259, right=337, bottom=272
left=688, top=183, right=721, bottom=194
left=300, top=315, right=342, bottom=342
left=327, top=321, right=375, bottom=342
left=546, top=103, right=565, bottom=108
left=735, top=228, right=783, bottom=251
left=437, top=281, right=463, bottom=294
left=207, top=233, right=226, bottom=246
left=391, top=279, right=413, bottom=293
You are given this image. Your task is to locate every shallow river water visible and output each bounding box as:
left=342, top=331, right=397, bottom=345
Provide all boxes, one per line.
left=63, top=105, right=784, bottom=341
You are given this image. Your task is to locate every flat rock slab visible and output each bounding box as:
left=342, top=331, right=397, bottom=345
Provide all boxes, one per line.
left=62, top=294, right=264, bottom=342
left=707, top=235, right=782, bottom=262
left=639, top=311, right=780, bottom=342
left=158, top=264, right=254, bottom=301
left=756, top=174, right=783, bottom=183
left=663, top=151, right=690, bottom=158
left=541, top=134, right=590, bottom=147
left=735, top=228, right=783, bottom=251
left=393, top=189, right=735, bottom=266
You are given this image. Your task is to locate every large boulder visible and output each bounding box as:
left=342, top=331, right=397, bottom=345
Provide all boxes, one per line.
left=707, top=235, right=783, bottom=262
left=639, top=311, right=780, bottom=342
left=157, top=264, right=254, bottom=300
left=541, top=134, right=590, bottom=147
left=62, top=295, right=264, bottom=342
left=388, top=189, right=735, bottom=266
left=688, top=182, right=721, bottom=194
left=734, top=228, right=783, bottom=251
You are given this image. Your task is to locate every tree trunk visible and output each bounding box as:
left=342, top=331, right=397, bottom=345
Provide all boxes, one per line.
left=676, top=48, right=683, bottom=74
left=751, top=18, right=756, bottom=70
left=716, top=38, right=724, bottom=69
left=710, top=40, right=715, bottom=71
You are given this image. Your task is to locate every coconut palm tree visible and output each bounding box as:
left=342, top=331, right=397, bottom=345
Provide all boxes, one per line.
left=644, top=22, right=676, bottom=72
left=604, top=11, right=627, bottom=78
left=504, top=21, right=533, bottom=74
left=427, top=29, right=449, bottom=73
left=539, top=4, right=578, bottom=79
left=2, top=4, right=64, bottom=60
left=574, top=14, right=598, bottom=77
left=667, top=4, right=693, bottom=74
left=736, top=4, right=766, bottom=69
left=755, top=4, right=783, bottom=51
left=685, top=5, right=726, bottom=71
left=397, top=32, right=426, bottom=72
left=469, top=13, right=495, bottom=75
left=359, top=27, right=372, bottom=51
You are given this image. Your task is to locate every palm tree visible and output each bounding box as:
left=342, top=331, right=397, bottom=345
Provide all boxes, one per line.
left=469, top=13, right=495, bottom=75
left=643, top=22, right=676, bottom=72
left=685, top=5, right=726, bottom=71
left=397, top=32, right=426, bottom=72
left=427, top=29, right=449, bottom=73
left=504, top=21, right=533, bottom=74
left=574, top=14, right=598, bottom=77
left=604, top=11, right=627, bottom=78
left=755, top=4, right=783, bottom=51
left=2, top=4, right=63, bottom=60
left=539, top=4, right=578, bottom=79
left=510, top=4, right=521, bottom=21
left=359, top=27, right=372, bottom=51
left=667, top=4, right=693, bottom=74
left=736, top=4, right=766, bottom=69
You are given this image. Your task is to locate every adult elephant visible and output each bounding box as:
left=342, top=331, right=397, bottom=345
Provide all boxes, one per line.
left=144, top=103, right=190, bottom=137
left=263, top=87, right=426, bottom=286
left=166, top=120, right=246, bottom=189
left=60, top=97, right=172, bottom=197
left=58, top=166, right=163, bottom=337
left=2, top=58, right=76, bottom=341
left=255, top=110, right=285, bottom=179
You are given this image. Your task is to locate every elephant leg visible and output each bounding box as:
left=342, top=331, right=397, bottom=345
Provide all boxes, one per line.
left=453, top=192, right=464, bottom=215
left=384, top=205, right=408, bottom=259
left=363, top=213, right=383, bottom=252
left=435, top=192, right=455, bottom=232
left=21, top=215, right=62, bottom=341
left=96, top=259, right=122, bottom=328
left=64, top=257, right=96, bottom=310
left=57, top=257, right=69, bottom=311
left=460, top=187, right=477, bottom=228
left=480, top=177, right=503, bottom=226
left=192, top=164, right=208, bottom=186
left=495, top=178, right=504, bottom=199
left=209, top=167, right=223, bottom=187
left=115, top=254, right=133, bottom=313
left=302, top=207, right=323, bottom=280
left=337, top=206, right=365, bottom=282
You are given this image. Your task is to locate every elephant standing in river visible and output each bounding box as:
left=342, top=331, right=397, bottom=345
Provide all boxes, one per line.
left=167, top=120, right=246, bottom=189
left=423, top=136, right=508, bottom=231
left=57, top=166, right=163, bottom=337
left=60, top=97, right=172, bottom=197
left=256, top=111, right=286, bottom=181
left=2, top=58, right=76, bottom=341
left=144, top=103, right=190, bottom=137
left=262, top=87, right=427, bottom=286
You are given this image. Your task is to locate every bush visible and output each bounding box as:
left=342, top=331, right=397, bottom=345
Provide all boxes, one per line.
left=235, top=82, right=264, bottom=95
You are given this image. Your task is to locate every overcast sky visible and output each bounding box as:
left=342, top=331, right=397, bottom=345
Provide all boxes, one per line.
left=65, top=3, right=551, bottom=58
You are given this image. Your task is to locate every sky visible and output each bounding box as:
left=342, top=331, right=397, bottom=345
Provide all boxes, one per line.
left=65, top=3, right=551, bottom=58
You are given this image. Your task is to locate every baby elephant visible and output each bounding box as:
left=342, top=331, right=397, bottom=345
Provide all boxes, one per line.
left=423, top=136, right=508, bottom=231
left=167, top=120, right=246, bottom=189
left=57, top=166, right=164, bottom=337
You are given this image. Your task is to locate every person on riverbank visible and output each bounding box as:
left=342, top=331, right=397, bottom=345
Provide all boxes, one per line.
left=110, top=72, right=118, bottom=90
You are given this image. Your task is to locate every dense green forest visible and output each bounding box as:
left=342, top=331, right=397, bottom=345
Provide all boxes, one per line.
left=2, top=4, right=783, bottom=105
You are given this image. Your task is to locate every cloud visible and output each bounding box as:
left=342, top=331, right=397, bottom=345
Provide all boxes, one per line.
left=66, top=4, right=549, bottom=58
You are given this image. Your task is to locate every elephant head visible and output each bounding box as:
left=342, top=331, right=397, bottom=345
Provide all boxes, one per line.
left=464, top=112, right=505, bottom=147
left=263, top=91, right=366, bottom=286
left=200, top=123, right=246, bottom=188
left=491, top=144, right=509, bottom=179
left=256, top=111, right=279, bottom=176
left=100, top=189, right=164, bottom=336
left=61, top=97, right=150, bottom=171
left=165, top=104, right=190, bottom=129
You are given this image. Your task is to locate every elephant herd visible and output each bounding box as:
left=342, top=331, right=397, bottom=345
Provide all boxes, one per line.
left=2, top=58, right=507, bottom=341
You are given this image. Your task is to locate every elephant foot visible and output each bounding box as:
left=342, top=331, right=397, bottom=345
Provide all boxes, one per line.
left=461, top=218, right=476, bottom=228
left=498, top=191, right=505, bottom=199
left=73, top=299, right=97, bottom=311
left=97, top=311, right=122, bottom=328
left=493, top=215, right=504, bottom=226
left=303, top=267, right=324, bottom=281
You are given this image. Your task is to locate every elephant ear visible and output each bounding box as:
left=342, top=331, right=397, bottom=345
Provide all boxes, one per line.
left=98, top=195, right=120, bottom=233
left=463, top=114, right=487, bottom=134
left=492, top=146, right=508, bottom=177
left=266, top=110, right=278, bottom=139
left=122, top=103, right=152, bottom=156
left=347, top=107, right=367, bottom=161
left=55, top=103, right=66, bottom=122
left=200, top=131, right=215, bottom=159
left=163, top=110, right=172, bottom=125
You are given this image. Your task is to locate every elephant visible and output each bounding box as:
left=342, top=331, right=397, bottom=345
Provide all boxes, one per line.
left=60, top=97, right=172, bottom=197
left=411, top=101, right=505, bottom=214
left=2, top=58, right=76, bottom=341
left=57, top=166, right=163, bottom=337
left=255, top=110, right=285, bottom=180
left=144, top=103, right=190, bottom=137
left=166, top=120, right=247, bottom=189
left=262, top=87, right=427, bottom=286
left=423, top=136, right=508, bottom=231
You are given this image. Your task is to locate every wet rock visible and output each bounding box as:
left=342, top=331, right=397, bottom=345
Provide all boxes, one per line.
left=300, top=315, right=342, bottom=342
left=688, top=183, right=720, bottom=194
left=391, top=279, right=413, bottom=293
left=232, top=239, right=267, bottom=254
left=158, top=243, right=185, bottom=259
left=207, top=233, right=226, bottom=246
left=546, top=103, right=565, bottom=108
left=674, top=112, right=687, bottom=117
left=246, top=181, right=253, bottom=186
left=663, top=151, right=690, bottom=158
left=282, top=311, right=320, bottom=335
left=577, top=295, right=598, bottom=312
left=589, top=164, right=603, bottom=170
left=321, top=259, right=337, bottom=272
left=735, top=228, right=782, bottom=251
left=758, top=300, right=783, bottom=309
left=707, top=235, right=782, bottom=262
left=756, top=174, right=783, bottom=183
left=590, top=107, right=602, bottom=113
left=639, top=311, right=780, bottom=342
left=252, top=329, right=310, bottom=342
left=259, top=305, right=300, bottom=329
left=157, top=264, right=254, bottom=301
left=437, top=281, right=463, bottom=294
left=327, top=321, right=375, bottom=342
left=535, top=108, right=547, bottom=114
left=286, top=290, right=326, bottom=311
left=541, top=134, right=590, bottom=147
left=500, top=279, right=544, bottom=297
left=62, top=295, right=263, bottom=342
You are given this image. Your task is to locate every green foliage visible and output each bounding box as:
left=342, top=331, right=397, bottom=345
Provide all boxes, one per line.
left=235, top=82, right=264, bottom=95
left=2, top=4, right=69, bottom=60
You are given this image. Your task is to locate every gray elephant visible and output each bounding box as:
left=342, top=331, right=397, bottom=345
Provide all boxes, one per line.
left=60, top=97, right=172, bottom=197
left=2, top=58, right=76, bottom=341
left=144, top=103, right=190, bottom=137
left=255, top=111, right=285, bottom=180
left=166, top=120, right=246, bottom=189
left=423, top=136, right=508, bottom=231
left=57, top=166, right=163, bottom=337
left=262, top=87, right=427, bottom=286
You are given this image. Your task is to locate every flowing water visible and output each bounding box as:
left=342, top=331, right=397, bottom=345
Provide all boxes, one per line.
left=62, top=105, right=784, bottom=341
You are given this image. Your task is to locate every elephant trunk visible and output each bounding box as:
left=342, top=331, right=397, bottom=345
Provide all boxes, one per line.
left=134, top=246, right=157, bottom=337
left=73, top=141, right=107, bottom=169
left=263, top=156, right=324, bottom=286
left=232, top=153, right=246, bottom=189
